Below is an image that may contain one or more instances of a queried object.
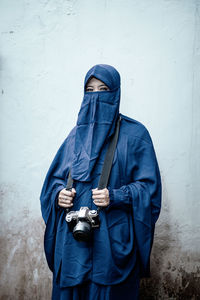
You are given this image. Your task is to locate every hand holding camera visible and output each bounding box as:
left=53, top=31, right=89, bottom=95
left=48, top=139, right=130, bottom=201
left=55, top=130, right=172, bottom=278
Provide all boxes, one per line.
left=65, top=188, right=110, bottom=242
left=58, top=188, right=76, bottom=208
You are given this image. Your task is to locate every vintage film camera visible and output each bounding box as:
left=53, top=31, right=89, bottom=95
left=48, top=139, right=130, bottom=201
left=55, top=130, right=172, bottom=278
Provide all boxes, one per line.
left=65, top=207, right=100, bottom=242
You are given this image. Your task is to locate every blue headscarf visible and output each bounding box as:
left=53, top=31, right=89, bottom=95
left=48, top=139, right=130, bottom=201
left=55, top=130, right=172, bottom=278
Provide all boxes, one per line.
left=71, top=64, right=121, bottom=182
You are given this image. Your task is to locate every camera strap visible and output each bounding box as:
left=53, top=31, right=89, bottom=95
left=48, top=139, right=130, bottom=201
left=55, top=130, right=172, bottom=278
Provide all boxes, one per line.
left=65, top=169, right=73, bottom=191
left=97, top=116, right=120, bottom=190
left=65, top=116, right=120, bottom=212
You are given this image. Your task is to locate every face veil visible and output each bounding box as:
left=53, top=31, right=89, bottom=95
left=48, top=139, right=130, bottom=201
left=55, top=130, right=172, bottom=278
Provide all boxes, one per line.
left=70, top=64, right=121, bottom=182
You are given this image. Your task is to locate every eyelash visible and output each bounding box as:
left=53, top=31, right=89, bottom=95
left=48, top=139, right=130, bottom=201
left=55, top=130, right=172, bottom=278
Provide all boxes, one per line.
left=100, top=87, right=109, bottom=91
left=86, top=87, right=109, bottom=92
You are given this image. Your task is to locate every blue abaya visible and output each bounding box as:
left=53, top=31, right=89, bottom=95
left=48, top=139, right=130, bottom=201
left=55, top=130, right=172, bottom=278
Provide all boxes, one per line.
left=40, top=64, right=162, bottom=299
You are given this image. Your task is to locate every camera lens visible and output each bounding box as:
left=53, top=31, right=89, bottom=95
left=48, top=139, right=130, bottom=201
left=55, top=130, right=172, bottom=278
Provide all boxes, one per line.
left=73, top=221, right=91, bottom=242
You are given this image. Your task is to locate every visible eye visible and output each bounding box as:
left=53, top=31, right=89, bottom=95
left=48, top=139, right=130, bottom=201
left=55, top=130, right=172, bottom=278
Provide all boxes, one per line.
left=86, top=87, right=93, bottom=92
left=100, top=87, right=109, bottom=91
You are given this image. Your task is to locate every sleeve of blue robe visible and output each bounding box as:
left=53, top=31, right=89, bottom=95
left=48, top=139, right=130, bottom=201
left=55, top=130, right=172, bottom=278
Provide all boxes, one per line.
left=40, top=131, right=75, bottom=271
left=108, top=122, right=162, bottom=277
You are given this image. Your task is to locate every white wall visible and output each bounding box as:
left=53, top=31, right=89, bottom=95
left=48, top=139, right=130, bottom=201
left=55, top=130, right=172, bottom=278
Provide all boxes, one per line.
left=0, top=0, right=200, bottom=298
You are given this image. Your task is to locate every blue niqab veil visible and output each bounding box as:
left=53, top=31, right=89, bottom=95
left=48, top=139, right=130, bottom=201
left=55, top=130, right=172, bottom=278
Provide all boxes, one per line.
left=71, top=64, right=121, bottom=181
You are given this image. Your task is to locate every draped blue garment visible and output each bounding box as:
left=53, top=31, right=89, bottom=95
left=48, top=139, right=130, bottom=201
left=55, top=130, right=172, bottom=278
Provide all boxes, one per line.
left=40, top=114, right=161, bottom=286
left=52, top=260, right=140, bottom=300
left=40, top=64, right=161, bottom=290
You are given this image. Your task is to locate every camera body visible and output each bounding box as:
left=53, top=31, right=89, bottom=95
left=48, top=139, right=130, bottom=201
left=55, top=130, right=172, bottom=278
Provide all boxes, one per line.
left=65, top=207, right=100, bottom=242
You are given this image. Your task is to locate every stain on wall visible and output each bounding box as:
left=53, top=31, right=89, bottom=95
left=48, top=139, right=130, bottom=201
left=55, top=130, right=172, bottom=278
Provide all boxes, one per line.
left=0, top=186, right=52, bottom=300
left=0, top=0, right=200, bottom=299
left=140, top=229, right=200, bottom=299
left=0, top=220, right=51, bottom=300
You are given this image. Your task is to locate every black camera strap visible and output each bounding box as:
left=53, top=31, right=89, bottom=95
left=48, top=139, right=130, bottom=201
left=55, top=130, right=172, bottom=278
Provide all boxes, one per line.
left=65, top=169, right=73, bottom=191
left=97, top=116, right=120, bottom=189
left=65, top=117, right=120, bottom=211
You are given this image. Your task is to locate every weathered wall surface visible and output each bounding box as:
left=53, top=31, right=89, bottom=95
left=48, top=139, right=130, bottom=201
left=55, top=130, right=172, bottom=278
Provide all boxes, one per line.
left=0, top=0, right=200, bottom=299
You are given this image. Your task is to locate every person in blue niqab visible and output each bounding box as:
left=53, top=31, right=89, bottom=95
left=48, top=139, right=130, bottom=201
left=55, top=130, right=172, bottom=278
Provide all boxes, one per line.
left=40, top=64, right=162, bottom=300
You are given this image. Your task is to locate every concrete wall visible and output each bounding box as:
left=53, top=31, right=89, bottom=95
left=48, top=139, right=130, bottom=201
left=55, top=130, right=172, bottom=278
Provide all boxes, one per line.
left=0, top=0, right=199, bottom=299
